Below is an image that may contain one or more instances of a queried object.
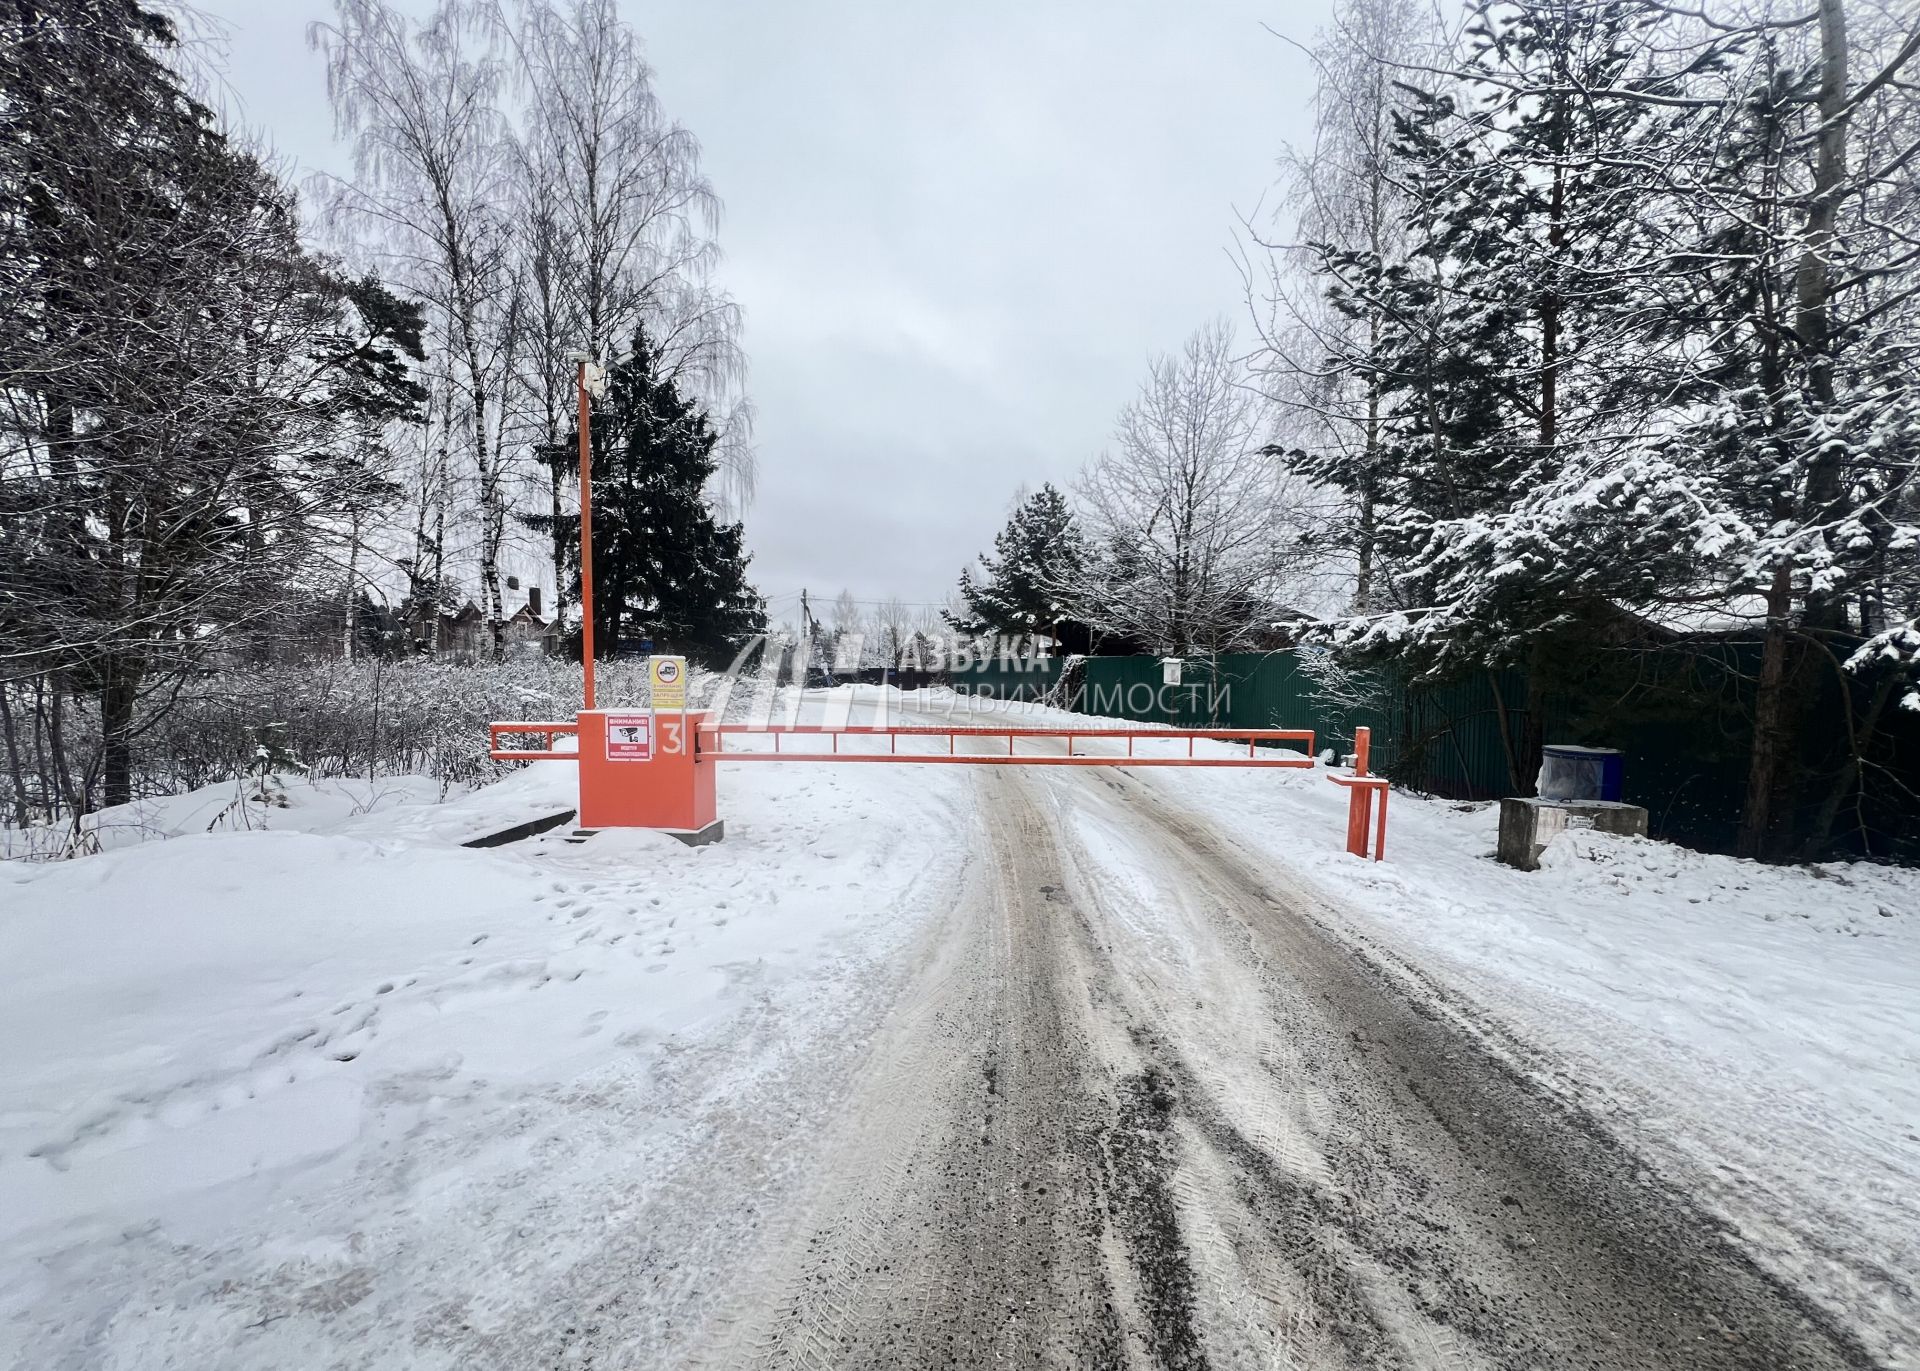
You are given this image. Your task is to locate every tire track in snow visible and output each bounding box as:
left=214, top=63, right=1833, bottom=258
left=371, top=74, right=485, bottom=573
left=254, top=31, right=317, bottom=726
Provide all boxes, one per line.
left=1080, top=765, right=1883, bottom=1370
left=695, top=734, right=1884, bottom=1370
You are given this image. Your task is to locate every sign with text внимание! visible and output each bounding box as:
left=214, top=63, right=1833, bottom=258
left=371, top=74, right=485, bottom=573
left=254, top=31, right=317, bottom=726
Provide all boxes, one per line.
left=605, top=713, right=654, bottom=762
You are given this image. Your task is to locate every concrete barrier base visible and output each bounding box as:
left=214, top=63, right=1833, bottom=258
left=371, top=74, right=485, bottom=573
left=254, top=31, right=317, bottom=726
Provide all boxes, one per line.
left=568, top=819, right=725, bottom=848
left=1498, top=797, right=1648, bottom=871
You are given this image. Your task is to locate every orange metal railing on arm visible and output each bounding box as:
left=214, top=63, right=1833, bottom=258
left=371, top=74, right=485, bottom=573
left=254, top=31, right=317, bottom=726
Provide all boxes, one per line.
left=489, top=720, right=580, bottom=761
left=703, top=724, right=1316, bottom=768
left=484, top=713, right=1387, bottom=860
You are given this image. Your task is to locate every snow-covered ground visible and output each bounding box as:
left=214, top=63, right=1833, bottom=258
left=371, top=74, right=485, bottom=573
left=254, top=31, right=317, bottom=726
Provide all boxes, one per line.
left=0, top=733, right=977, bottom=1367
left=928, top=686, right=1920, bottom=1361
left=0, top=774, right=460, bottom=860
left=3, top=684, right=1916, bottom=1365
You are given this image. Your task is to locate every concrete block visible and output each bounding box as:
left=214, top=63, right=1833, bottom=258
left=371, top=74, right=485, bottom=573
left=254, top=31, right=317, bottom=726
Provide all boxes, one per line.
left=461, top=809, right=577, bottom=849
left=568, top=819, right=724, bottom=848
left=1498, top=797, right=1649, bottom=871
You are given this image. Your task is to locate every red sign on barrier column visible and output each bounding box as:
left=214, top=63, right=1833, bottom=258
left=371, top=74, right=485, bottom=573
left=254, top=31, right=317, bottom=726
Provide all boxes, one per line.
left=605, top=712, right=654, bottom=762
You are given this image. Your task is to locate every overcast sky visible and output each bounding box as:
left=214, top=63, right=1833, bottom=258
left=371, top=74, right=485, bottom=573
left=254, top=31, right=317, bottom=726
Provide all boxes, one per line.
left=194, top=0, right=1327, bottom=622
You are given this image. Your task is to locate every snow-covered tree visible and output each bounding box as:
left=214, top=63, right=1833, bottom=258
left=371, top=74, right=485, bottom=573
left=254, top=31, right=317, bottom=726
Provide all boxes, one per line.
left=948, top=484, right=1084, bottom=642
left=828, top=589, right=867, bottom=669
left=313, top=0, right=523, bottom=661
left=1, top=0, right=427, bottom=811
left=1244, top=0, right=1441, bottom=611
left=875, top=596, right=914, bottom=667
left=1288, top=0, right=1920, bottom=857
left=506, top=0, right=753, bottom=557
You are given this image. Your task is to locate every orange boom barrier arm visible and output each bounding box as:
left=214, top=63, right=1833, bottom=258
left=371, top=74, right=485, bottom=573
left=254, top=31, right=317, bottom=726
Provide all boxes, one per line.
left=488, top=715, right=1386, bottom=860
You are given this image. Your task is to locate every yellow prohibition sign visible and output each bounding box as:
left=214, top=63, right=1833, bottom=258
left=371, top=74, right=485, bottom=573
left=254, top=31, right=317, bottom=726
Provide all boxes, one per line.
left=650, top=654, right=688, bottom=711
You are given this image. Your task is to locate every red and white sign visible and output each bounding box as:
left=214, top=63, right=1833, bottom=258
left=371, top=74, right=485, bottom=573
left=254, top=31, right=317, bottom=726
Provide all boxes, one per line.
left=605, top=712, right=654, bottom=762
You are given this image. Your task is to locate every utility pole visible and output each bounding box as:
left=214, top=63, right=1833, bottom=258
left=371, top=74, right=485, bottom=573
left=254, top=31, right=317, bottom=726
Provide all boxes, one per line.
left=800, top=588, right=826, bottom=688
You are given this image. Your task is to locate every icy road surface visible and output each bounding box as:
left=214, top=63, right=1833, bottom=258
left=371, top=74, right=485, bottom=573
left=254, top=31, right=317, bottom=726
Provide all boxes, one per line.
left=688, top=762, right=1875, bottom=1371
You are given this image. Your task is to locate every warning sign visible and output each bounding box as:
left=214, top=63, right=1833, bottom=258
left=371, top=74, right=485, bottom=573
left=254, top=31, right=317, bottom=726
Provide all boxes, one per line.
left=605, top=712, right=654, bottom=762
left=650, top=655, right=688, bottom=711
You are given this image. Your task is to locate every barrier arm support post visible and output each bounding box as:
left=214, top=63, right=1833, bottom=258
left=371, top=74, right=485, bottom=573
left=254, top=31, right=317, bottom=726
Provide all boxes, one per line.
left=1332, top=725, right=1388, bottom=861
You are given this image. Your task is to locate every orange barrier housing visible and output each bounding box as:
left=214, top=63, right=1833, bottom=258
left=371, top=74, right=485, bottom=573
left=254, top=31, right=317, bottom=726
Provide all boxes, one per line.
left=488, top=712, right=718, bottom=831
left=576, top=710, right=717, bottom=832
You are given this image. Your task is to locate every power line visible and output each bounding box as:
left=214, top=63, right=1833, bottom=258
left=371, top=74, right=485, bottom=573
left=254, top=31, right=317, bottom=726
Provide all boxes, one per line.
left=759, top=590, right=954, bottom=610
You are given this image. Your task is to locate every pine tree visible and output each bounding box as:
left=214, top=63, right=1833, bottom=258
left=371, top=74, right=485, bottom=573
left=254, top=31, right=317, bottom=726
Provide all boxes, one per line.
left=0, top=0, right=429, bottom=808
left=1616, top=16, right=1920, bottom=856
left=1317, top=3, right=1692, bottom=656
left=530, top=327, right=765, bottom=665
left=1306, top=80, right=1531, bottom=631
left=947, top=484, right=1084, bottom=642
left=1300, top=0, right=1717, bottom=792
left=1298, top=0, right=1920, bottom=855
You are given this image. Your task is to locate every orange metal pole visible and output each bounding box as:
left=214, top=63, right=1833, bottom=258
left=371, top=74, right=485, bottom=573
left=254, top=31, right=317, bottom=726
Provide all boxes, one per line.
left=577, top=359, right=597, bottom=711
left=1354, top=725, right=1371, bottom=777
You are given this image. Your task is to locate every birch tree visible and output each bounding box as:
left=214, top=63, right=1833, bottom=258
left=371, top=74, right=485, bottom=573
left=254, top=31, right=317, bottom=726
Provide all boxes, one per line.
left=507, top=0, right=754, bottom=516
left=1245, top=0, right=1440, bottom=612
left=1073, top=321, right=1288, bottom=656
left=313, top=0, right=522, bottom=659
left=876, top=597, right=913, bottom=668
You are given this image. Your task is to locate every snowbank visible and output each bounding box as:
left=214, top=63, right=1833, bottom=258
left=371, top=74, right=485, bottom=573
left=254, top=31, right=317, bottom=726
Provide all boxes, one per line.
left=0, top=773, right=459, bottom=859
left=0, top=736, right=974, bottom=1366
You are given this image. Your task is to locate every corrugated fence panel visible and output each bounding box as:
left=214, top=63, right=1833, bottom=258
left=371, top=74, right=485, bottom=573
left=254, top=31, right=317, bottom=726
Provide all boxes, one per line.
left=952, top=645, right=1916, bottom=858
left=955, top=653, right=1525, bottom=797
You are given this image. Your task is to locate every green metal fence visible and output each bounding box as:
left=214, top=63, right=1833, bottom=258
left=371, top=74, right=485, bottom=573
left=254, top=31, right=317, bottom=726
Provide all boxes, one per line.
left=955, top=652, right=1533, bottom=798
left=954, top=644, right=1916, bottom=861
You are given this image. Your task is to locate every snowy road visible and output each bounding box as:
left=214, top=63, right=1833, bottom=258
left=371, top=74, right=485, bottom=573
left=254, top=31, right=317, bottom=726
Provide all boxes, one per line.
left=689, top=757, right=1877, bottom=1370
left=4, top=696, right=1910, bottom=1368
